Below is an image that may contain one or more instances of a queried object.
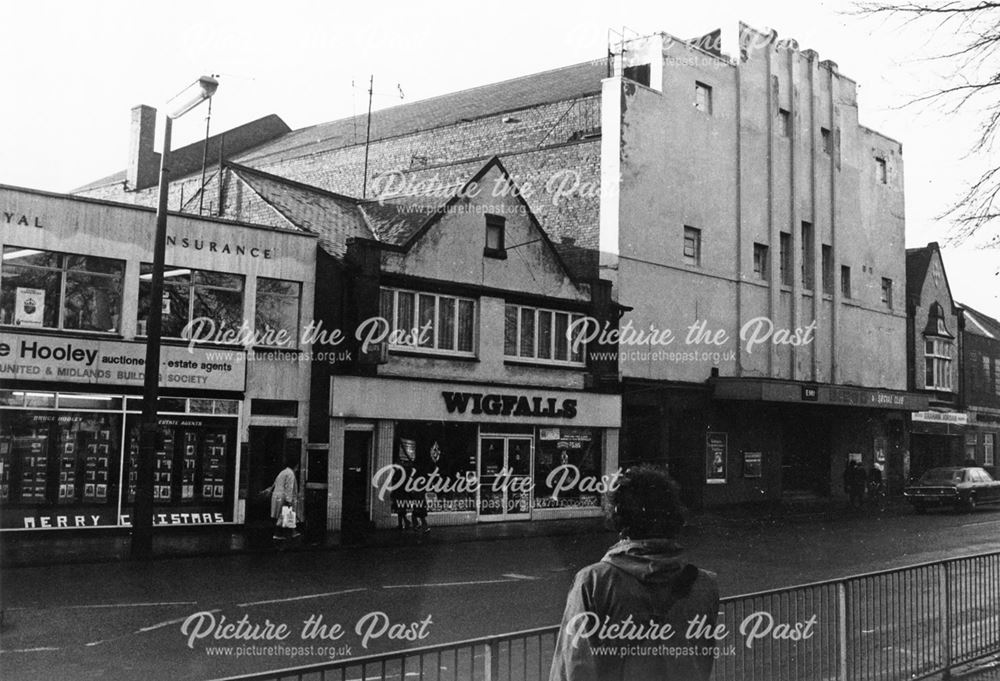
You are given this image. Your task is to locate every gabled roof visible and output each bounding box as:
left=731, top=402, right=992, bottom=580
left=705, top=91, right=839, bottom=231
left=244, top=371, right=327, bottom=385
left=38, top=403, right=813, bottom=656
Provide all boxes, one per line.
left=960, top=303, right=1000, bottom=340
left=364, top=156, right=581, bottom=284
left=236, top=61, right=606, bottom=167
left=224, top=163, right=373, bottom=258
left=906, top=242, right=956, bottom=312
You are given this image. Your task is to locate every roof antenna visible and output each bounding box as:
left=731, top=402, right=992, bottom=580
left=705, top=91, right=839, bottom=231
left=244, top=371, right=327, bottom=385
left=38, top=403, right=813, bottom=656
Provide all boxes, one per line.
left=197, top=81, right=216, bottom=215
left=362, top=74, right=374, bottom=199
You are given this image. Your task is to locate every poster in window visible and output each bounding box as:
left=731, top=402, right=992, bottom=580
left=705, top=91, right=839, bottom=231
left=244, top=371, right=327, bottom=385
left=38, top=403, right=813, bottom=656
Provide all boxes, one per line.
left=743, top=451, right=763, bottom=478
left=706, top=432, right=727, bottom=484
left=14, top=287, right=45, bottom=327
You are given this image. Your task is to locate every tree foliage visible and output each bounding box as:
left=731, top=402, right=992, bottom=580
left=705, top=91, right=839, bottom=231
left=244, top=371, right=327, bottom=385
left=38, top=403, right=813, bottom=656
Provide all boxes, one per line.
left=855, top=1, right=1000, bottom=247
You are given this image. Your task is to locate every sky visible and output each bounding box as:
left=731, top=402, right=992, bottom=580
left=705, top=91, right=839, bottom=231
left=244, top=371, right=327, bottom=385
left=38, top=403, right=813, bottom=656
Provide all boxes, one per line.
left=1, top=0, right=997, bottom=318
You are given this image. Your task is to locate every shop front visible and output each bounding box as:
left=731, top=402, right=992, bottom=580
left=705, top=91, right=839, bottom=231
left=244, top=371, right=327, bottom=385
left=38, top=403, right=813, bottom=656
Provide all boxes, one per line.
left=0, top=330, right=245, bottom=531
left=327, top=376, right=621, bottom=530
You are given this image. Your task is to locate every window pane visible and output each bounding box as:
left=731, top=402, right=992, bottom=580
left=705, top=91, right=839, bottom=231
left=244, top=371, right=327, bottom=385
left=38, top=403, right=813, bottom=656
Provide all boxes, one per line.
left=504, top=305, right=518, bottom=356
left=2, top=247, right=61, bottom=269
left=438, top=298, right=456, bottom=350
left=0, top=264, right=62, bottom=328
left=195, top=270, right=243, bottom=290
left=257, top=278, right=299, bottom=295
left=538, top=310, right=553, bottom=359
left=457, top=300, right=474, bottom=352
left=396, top=292, right=415, bottom=335
left=255, top=288, right=300, bottom=345
left=925, top=359, right=934, bottom=387
left=65, top=254, right=124, bottom=277
left=64, top=271, right=121, bottom=332
left=193, top=287, right=242, bottom=337
left=554, top=313, right=569, bottom=361
left=418, top=294, right=436, bottom=348
left=379, top=288, right=394, bottom=322
left=519, top=308, right=535, bottom=357
left=570, top=315, right=584, bottom=362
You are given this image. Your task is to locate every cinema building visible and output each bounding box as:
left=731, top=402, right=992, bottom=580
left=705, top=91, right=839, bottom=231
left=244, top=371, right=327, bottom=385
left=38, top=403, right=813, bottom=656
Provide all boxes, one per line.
left=0, top=185, right=316, bottom=532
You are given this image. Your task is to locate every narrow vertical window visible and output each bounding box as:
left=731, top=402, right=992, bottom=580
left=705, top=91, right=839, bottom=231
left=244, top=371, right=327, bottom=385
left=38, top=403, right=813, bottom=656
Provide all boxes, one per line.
left=753, top=243, right=769, bottom=280
left=683, top=226, right=702, bottom=266
left=484, top=214, right=506, bottom=258
left=841, top=266, right=852, bottom=299
left=821, top=127, right=832, bottom=154
left=821, top=245, right=833, bottom=294
left=778, top=108, right=791, bottom=137
left=876, top=157, right=888, bottom=184
left=801, top=221, right=814, bottom=289
left=881, top=278, right=893, bottom=308
left=694, top=82, right=712, bottom=115
left=779, top=232, right=792, bottom=286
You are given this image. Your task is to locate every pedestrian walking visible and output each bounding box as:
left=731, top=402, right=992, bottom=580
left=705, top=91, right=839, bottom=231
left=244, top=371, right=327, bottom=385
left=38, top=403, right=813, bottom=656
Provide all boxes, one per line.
left=391, top=479, right=412, bottom=531
left=265, top=452, right=300, bottom=541
left=549, top=465, right=719, bottom=681
left=844, top=460, right=866, bottom=509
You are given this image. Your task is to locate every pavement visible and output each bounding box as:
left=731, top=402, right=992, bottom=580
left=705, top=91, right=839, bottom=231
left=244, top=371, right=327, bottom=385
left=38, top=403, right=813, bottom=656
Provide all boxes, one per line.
left=0, top=496, right=912, bottom=568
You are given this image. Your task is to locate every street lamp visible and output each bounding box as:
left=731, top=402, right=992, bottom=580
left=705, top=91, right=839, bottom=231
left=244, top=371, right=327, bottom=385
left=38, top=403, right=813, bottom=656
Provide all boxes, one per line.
left=132, top=75, right=219, bottom=559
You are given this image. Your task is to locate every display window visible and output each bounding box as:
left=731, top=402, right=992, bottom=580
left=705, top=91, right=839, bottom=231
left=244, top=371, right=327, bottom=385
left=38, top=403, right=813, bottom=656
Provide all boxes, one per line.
left=0, top=391, right=240, bottom=529
left=0, top=401, right=123, bottom=529
left=533, top=427, right=603, bottom=509
left=392, top=421, right=477, bottom=512
left=121, top=413, right=238, bottom=525
left=137, top=265, right=244, bottom=339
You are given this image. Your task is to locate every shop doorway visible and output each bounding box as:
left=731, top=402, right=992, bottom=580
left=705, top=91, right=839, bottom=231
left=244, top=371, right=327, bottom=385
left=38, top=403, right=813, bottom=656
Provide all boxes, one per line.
left=341, top=430, right=371, bottom=536
left=477, top=435, right=532, bottom=522
left=781, top=409, right=832, bottom=496
left=247, top=427, right=288, bottom=532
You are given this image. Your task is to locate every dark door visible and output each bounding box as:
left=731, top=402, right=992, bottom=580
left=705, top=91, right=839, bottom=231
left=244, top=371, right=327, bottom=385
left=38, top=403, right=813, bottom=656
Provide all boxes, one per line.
left=782, top=409, right=831, bottom=495
left=341, top=431, right=371, bottom=537
left=248, top=427, right=287, bottom=523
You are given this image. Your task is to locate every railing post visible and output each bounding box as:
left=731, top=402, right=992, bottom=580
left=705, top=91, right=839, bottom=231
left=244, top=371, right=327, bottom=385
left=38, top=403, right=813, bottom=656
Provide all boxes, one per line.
left=484, top=640, right=493, bottom=681
left=838, top=581, right=849, bottom=681
left=941, top=562, right=952, bottom=680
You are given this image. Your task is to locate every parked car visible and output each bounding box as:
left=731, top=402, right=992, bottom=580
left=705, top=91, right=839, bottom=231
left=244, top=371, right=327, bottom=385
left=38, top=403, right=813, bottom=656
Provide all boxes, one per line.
left=903, top=467, right=1000, bottom=513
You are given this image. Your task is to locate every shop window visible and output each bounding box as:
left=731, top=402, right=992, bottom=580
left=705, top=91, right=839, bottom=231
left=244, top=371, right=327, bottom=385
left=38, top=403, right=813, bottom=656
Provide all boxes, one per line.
left=1, top=246, right=124, bottom=332
left=392, top=421, right=478, bottom=513
left=504, top=304, right=585, bottom=365
left=779, top=232, right=792, bottom=286
left=534, top=427, right=604, bottom=509
left=924, top=338, right=953, bottom=390
left=254, top=277, right=301, bottom=347
left=965, top=434, right=978, bottom=462
left=753, top=243, right=768, bottom=280
left=683, top=226, right=701, bottom=266
left=0, top=407, right=122, bottom=529
left=138, top=265, right=244, bottom=340
left=379, top=287, right=475, bottom=355
left=122, top=413, right=237, bottom=518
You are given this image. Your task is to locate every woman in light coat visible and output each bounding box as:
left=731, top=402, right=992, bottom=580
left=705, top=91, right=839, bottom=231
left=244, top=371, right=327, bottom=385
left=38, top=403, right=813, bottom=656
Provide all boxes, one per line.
left=267, top=452, right=299, bottom=540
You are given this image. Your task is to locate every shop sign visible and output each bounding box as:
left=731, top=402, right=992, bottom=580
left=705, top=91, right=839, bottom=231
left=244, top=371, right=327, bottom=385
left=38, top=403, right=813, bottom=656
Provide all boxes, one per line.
left=14, top=287, right=45, bottom=327
left=330, top=377, right=622, bottom=427
left=442, top=391, right=577, bottom=419
left=0, top=331, right=246, bottom=392
left=706, top=432, right=727, bottom=484
left=912, top=411, right=969, bottom=425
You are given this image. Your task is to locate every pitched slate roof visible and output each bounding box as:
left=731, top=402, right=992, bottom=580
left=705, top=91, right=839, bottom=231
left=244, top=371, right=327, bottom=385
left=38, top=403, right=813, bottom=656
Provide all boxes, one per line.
left=224, top=163, right=373, bottom=258
left=905, top=245, right=934, bottom=300
left=236, top=60, right=607, bottom=166
left=961, top=303, right=1000, bottom=340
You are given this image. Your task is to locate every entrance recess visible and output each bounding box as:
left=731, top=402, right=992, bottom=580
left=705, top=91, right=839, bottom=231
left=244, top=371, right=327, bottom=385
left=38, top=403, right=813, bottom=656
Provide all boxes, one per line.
left=478, top=436, right=532, bottom=521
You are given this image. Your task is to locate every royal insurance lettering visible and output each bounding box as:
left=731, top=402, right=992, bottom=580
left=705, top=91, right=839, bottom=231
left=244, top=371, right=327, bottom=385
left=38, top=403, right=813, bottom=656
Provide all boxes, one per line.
left=166, top=235, right=273, bottom=259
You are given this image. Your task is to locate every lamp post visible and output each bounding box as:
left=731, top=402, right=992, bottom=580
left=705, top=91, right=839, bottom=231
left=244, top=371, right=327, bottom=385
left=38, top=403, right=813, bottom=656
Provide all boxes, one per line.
left=132, top=76, right=219, bottom=559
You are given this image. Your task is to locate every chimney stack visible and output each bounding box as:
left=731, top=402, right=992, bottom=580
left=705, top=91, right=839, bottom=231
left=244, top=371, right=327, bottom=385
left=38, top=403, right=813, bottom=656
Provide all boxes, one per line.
left=127, top=105, right=159, bottom=191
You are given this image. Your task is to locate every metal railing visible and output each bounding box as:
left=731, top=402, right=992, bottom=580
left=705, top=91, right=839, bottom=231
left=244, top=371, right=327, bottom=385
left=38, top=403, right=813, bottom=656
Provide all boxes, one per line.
left=213, top=550, right=1000, bottom=681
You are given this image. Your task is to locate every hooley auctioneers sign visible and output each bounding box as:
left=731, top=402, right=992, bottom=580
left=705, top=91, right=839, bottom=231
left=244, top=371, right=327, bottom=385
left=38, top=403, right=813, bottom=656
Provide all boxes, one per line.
left=0, top=331, right=246, bottom=392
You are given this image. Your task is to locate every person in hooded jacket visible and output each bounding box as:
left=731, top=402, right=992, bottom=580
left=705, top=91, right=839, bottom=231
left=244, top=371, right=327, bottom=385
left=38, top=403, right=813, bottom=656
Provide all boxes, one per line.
left=550, top=466, right=720, bottom=681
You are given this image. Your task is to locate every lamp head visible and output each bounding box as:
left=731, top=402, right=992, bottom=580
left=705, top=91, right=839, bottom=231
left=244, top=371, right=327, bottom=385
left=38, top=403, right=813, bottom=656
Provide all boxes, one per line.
left=166, top=75, right=219, bottom=119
